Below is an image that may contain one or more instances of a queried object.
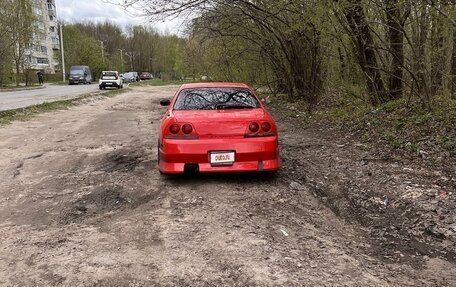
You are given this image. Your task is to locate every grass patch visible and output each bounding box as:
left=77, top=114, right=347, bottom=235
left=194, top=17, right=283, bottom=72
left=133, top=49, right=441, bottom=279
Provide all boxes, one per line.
left=267, top=91, right=456, bottom=156
left=345, top=97, right=455, bottom=155
left=0, top=99, right=82, bottom=125
left=104, top=88, right=128, bottom=97
left=130, top=78, right=192, bottom=87
left=0, top=88, right=130, bottom=125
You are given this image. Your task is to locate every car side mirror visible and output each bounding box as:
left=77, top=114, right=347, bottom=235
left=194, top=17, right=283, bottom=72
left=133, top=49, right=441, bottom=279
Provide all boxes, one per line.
left=160, top=99, right=170, bottom=106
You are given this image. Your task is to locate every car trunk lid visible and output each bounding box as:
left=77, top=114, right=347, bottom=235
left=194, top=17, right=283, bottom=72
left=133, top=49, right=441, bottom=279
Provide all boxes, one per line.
left=173, top=109, right=265, bottom=138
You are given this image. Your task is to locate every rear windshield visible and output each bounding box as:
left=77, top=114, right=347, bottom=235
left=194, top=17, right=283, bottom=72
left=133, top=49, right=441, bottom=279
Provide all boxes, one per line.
left=102, top=72, right=117, bottom=77
left=174, top=88, right=261, bottom=110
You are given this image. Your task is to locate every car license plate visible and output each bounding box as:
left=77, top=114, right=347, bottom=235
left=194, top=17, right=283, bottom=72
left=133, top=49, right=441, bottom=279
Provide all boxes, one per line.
left=106, top=82, right=112, bottom=85
left=210, top=151, right=235, bottom=165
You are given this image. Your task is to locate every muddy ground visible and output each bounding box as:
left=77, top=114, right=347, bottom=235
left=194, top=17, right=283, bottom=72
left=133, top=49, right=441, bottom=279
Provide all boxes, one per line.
left=0, top=85, right=454, bottom=286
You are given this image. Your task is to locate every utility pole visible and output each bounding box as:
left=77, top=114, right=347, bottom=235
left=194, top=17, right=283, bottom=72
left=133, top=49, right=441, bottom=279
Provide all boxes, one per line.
left=119, top=49, right=124, bottom=73
left=98, top=40, right=104, bottom=63
left=59, top=23, right=65, bottom=82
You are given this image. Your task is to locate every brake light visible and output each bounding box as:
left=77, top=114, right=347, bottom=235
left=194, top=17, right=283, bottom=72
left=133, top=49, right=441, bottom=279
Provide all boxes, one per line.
left=165, top=123, right=198, bottom=139
left=182, top=124, right=193, bottom=134
left=245, top=121, right=275, bottom=138
left=169, top=124, right=180, bottom=134
left=249, top=122, right=259, bottom=133
left=261, top=122, right=271, bottom=132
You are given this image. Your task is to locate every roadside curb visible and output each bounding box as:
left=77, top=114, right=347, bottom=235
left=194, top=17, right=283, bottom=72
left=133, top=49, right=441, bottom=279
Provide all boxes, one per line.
left=0, top=85, right=46, bottom=92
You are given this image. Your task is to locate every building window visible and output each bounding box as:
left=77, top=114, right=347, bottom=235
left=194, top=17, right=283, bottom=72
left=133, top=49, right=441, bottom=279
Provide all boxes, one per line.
left=41, top=46, right=48, bottom=54
left=50, top=26, right=55, bottom=32
left=47, top=3, right=53, bottom=10
left=49, top=15, right=54, bottom=21
left=37, top=58, right=49, bottom=64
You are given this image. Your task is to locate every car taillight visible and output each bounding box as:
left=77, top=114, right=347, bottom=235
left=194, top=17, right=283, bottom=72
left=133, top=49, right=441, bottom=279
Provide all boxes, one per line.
left=182, top=124, right=193, bottom=134
left=261, top=122, right=271, bottom=132
left=245, top=121, right=275, bottom=138
left=165, top=123, right=198, bottom=139
left=249, top=122, right=259, bottom=133
left=169, top=124, right=180, bottom=134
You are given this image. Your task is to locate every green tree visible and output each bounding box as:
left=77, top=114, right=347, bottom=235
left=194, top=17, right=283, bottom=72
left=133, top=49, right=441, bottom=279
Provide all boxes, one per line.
left=0, top=0, right=15, bottom=85
left=4, top=0, right=36, bottom=86
left=62, top=25, right=105, bottom=80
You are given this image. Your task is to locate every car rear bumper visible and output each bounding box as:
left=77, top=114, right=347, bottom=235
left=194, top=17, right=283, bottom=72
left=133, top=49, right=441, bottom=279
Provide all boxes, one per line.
left=159, top=136, right=280, bottom=174
left=99, top=81, right=121, bottom=88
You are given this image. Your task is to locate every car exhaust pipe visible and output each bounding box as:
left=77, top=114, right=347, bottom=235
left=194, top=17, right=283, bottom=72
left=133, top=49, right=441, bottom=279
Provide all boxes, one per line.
left=184, top=163, right=199, bottom=175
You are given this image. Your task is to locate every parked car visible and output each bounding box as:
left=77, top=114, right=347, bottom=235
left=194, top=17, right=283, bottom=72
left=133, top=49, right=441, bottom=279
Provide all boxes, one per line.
left=68, top=66, right=92, bottom=85
left=157, top=82, right=280, bottom=174
left=123, top=72, right=139, bottom=82
left=99, top=71, right=123, bottom=90
left=140, top=72, right=152, bottom=80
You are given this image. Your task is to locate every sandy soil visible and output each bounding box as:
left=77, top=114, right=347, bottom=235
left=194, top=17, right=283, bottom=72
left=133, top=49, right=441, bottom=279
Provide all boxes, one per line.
left=0, top=85, right=454, bottom=286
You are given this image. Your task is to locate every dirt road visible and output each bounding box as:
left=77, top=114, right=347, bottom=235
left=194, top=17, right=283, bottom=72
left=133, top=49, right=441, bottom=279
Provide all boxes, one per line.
left=0, top=85, right=454, bottom=286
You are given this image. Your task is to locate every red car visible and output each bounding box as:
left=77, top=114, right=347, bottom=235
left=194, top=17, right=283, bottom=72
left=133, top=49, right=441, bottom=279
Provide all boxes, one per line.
left=140, top=72, right=152, bottom=80
left=158, top=82, right=280, bottom=174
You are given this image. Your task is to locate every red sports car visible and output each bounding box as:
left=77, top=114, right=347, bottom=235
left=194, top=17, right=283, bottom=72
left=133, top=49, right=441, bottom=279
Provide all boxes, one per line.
left=158, top=82, right=280, bottom=174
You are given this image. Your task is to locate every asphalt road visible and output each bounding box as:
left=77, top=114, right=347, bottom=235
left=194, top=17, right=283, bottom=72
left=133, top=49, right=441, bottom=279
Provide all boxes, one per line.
left=0, top=84, right=101, bottom=111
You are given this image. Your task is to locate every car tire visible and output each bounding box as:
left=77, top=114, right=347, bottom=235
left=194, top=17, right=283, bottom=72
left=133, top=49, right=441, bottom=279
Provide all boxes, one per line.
left=157, top=146, right=164, bottom=174
left=264, top=171, right=278, bottom=178
left=99, top=86, right=102, bottom=90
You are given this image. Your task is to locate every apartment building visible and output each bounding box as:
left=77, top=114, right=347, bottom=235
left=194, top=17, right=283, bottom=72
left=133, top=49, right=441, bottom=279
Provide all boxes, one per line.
left=26, top=0, right=60, bottom=74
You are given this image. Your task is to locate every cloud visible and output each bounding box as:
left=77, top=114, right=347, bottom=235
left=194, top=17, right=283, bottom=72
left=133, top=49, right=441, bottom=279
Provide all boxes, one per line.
left=55, top=0, right=183, bottom=33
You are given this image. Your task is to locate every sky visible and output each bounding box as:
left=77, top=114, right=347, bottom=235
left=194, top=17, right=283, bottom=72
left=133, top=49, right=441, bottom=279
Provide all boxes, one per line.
left=55, top=0, right=183, bottom=34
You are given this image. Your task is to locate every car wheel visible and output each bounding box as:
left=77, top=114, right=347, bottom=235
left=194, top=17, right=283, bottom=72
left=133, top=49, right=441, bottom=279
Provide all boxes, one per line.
left=264, top=170, right=278, bottom=178
left=157, top=145, right=165, bottom=174
left=99, top=86, right=102, bottom=90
